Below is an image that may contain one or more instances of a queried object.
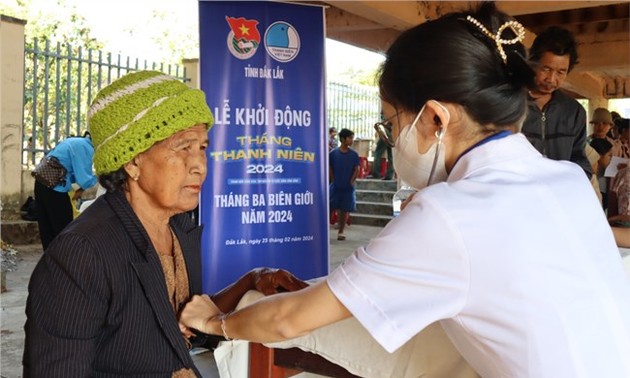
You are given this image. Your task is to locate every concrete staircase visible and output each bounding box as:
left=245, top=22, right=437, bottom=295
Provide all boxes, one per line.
left=350, top=178, right=397, bottom=227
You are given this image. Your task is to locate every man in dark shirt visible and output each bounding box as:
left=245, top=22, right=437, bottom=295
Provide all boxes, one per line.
left=521, top=26, right=592, bottom=178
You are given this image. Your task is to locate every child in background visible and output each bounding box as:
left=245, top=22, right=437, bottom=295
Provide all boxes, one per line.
left=329, top=128, right=360, bottom=241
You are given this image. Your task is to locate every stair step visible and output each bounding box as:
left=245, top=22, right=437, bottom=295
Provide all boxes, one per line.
left=355, top=178, right=397, bottom=191
left=356, top=189, right=395, bottom=203
left=356, top=200, right=393, bottom=216
left=351, top=178, right=398, bottom=227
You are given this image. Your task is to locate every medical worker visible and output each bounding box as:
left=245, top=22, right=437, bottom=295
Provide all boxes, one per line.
left=181, top=3, right=630, bottom=377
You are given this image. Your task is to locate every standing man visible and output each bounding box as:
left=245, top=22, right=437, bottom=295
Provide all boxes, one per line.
left=369, top=114, right=395, bottom=180
left=521, top=26, right=592, bottom=178
left=329, top=128, right=360, bottom=241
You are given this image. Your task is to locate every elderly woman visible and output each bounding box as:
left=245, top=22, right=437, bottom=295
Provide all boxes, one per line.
left=23, top=71, right=306, bottom=377
left=181, top=3, right=630, bottom=377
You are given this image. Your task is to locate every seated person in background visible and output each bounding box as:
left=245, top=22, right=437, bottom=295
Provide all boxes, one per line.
left=611, top=118, right=630, bottom=159
left=609, top=161, right=630, bottom=226
left=608, top=111, right=622, bottom=140
left=589, top=138, right=613, bottom=209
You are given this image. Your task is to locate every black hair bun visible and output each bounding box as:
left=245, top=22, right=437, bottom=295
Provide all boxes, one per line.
left=505, top=49, right=535, bottom=89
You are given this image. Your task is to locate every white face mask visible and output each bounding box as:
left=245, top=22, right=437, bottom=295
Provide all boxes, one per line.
left=392, top=103, right=449, bottom=190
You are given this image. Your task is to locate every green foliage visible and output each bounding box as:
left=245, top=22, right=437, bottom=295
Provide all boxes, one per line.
left=22, top=40, right=109, bottom=164
left=4, top=0, right=101, bottom=164
left=5, top=0, right=382, bottom=162
left=1, top=0, right=103, bottom=49
left=5, top=0, right=186, bottom=165
left=148, top=8, right=198, bottom=66
left=335, top=66, right=380, bottom=87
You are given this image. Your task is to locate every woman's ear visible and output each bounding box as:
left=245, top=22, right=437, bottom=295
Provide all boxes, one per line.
left=425, top=100, right=451, bottom=131
left=415, top=101, right=451, bottom=148
left=123, top=158, right=140, bottom=182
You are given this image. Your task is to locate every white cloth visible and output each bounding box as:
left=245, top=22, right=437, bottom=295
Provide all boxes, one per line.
left=328, top=133, right=630, bottom=377
left=215, top=290, right=479, bottom=378
left=78, top=184, right=106, bottom=213
left=267, top=319, right=478, bottom=378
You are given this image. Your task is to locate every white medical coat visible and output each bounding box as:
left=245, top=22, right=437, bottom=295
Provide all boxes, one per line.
left=328, top=133, right=630, bottom=377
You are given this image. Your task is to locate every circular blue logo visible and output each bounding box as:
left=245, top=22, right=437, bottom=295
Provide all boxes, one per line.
left=264, top=21, right=300, bottom=63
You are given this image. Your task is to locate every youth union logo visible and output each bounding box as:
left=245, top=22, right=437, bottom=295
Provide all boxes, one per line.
left=264, top=21, right=300, bottom=62
left=225, top=16, right=261, bottom=59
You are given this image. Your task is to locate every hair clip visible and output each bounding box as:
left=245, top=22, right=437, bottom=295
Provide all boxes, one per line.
left=465, top=15, right=526, bottom=64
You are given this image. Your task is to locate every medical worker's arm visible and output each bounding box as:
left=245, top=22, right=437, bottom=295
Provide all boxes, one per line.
left=180, top=280, right=351, bottom=343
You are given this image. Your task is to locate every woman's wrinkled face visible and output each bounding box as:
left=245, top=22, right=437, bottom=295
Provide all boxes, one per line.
left=133, top=124, right=208, bottom=214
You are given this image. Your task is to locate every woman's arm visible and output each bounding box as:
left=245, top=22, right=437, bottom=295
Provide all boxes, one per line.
left=182, top=280, right=351, bottom=343
left=612, top=226, right=630, bottom=248
left=210, top=268, right=307, bottom=313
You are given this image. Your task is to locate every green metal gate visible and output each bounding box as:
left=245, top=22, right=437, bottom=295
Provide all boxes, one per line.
left=22, top=38, right=186, bottom=166
left=22, top=39, right=381, bottom=166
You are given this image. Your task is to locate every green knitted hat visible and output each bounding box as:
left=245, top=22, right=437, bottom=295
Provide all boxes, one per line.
left=88, top=70, right=214, bottom=175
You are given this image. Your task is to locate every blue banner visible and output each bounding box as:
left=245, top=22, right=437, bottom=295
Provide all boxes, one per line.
left=198, top=1, right=328, bottom=293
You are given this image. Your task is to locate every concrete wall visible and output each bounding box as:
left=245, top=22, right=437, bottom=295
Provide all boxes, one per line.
left=182, top=58, right=199, bottom=89
left=0, top=15, right=26, bottom=214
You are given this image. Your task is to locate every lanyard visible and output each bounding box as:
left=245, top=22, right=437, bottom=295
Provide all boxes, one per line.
left=453, top=130, right=512, bottom=168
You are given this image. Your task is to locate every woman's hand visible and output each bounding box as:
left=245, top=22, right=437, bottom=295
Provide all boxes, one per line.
left=249, top=268, right=308, bottom=295
left=179, top=294, right=221, bottom=335
left=72, top=189, right=84, bottom=200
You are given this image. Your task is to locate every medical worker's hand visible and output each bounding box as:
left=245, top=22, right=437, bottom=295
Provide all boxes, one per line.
left=180, top=294, right=221, bottom=335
